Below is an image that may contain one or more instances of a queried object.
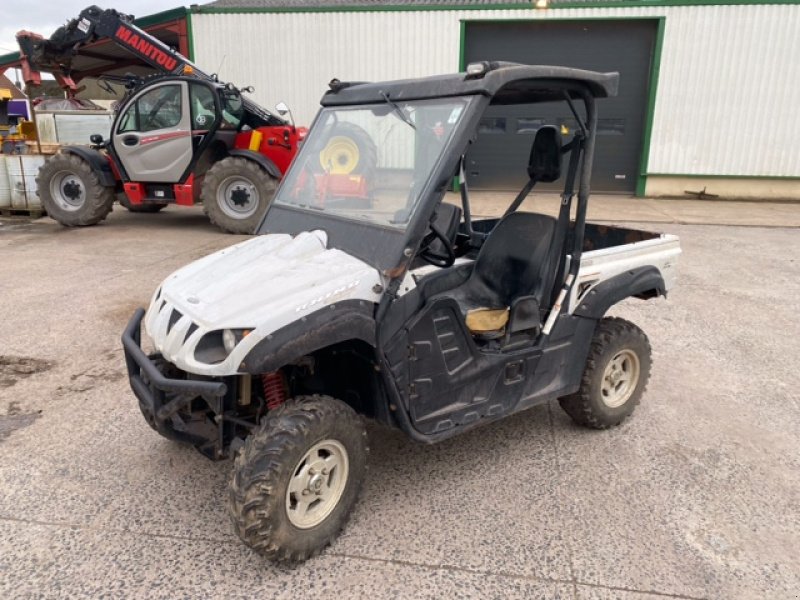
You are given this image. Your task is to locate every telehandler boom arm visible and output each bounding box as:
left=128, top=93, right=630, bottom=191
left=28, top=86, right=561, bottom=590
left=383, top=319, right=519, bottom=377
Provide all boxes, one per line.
left=16, top=5, right=282, bottom=127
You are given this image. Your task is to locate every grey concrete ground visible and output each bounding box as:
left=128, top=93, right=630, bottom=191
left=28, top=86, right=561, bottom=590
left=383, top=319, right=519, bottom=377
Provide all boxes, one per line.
left=0, top=196, right=798, bottom=599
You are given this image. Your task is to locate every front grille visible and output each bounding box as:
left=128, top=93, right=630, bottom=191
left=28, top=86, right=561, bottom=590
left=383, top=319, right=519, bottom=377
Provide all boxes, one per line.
left=167, top=308, right=183, bottom=334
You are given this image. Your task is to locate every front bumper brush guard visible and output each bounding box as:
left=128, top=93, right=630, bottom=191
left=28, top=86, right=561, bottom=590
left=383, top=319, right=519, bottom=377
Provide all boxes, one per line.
left=122, top=308, right=227, bottom=446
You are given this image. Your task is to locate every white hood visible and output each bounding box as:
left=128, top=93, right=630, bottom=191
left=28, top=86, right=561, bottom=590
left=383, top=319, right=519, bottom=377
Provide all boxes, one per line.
left=144, top=230, right=382, bottom=376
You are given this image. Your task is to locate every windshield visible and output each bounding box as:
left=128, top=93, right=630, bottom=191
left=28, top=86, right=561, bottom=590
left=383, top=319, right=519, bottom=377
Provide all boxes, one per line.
left=272, top=98, right=468, bottom=230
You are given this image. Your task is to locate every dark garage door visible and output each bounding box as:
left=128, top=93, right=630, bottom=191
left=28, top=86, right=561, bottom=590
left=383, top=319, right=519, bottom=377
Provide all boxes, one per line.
left=464, top=20, right=658, bottom=193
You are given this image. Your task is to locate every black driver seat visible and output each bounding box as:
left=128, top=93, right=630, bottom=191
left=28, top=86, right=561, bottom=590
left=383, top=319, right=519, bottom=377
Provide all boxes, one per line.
left=445, top=211, right=558, bottom=337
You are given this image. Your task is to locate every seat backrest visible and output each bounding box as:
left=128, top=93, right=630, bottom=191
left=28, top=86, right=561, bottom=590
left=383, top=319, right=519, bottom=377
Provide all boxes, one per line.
left=501, top=126, right=564, bottom=220
left=527, top=125, right=562, bottom=183
left=466, top=211, right=558, bottom=309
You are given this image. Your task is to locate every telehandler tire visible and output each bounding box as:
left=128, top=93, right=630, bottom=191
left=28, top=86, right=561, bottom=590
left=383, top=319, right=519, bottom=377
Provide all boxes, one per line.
left=317, top=122, right=377, bottom=176
left=559, top=317, right=651, bottom=429
left=228, top=395, right=367, bottom=562
left=201, top=157, right=278, bottom=234
left=37, top=153, right=115, bottom=226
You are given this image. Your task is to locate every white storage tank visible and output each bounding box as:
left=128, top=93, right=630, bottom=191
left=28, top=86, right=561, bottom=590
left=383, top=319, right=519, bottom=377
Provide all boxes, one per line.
left=0, top=156, right=11, bottom=208
left=35, top=110, right=113, bottom=145
left=6, top=155, right=46, bottom=210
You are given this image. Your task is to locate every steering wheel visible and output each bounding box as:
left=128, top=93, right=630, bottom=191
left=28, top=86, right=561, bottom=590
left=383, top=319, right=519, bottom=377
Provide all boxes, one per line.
left=418, top=222, right=456, bottom=268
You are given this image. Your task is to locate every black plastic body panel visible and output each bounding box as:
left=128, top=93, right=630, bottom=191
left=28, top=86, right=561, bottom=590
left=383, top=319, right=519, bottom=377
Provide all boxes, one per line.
left=61, top=146, right=117, bottom=187
left=241, top=299, right=376, bottom=374
left=380, top=293, right=598, bottom=441
left=381, top=263, right=474, bottom=342
left=574, top=266, right=666, bottom=319
left=227, top=148, right=282, bottom=179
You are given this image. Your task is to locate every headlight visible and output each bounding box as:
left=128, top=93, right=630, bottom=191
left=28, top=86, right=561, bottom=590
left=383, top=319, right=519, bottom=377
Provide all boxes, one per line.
left=223, top=329, right=237, bottom=353
left=195, top=328, right=252, bottom=364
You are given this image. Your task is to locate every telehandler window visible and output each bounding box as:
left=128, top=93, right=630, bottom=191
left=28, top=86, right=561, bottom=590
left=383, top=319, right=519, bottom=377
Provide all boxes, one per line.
left=118, top=84, right=183, bottom=133
left=190, top=84, right=216, bottom=131
left=220, top=91, right=244, bottom=130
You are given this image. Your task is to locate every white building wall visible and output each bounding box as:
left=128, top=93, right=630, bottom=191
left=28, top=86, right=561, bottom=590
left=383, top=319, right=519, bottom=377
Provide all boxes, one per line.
left=192, top=4, right=800, bottom=179
left=652, top=3, right=800, bottom=177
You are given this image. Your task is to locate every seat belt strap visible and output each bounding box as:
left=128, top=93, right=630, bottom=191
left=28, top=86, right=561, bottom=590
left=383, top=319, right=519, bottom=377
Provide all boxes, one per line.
left=503, top=177, right=537, bottom=218
left=545, top=134, right=584, bottom=311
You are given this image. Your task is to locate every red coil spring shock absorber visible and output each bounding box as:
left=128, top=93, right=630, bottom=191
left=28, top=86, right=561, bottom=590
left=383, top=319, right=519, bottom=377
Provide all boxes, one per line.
left=261, top=371, right=286, bottom=411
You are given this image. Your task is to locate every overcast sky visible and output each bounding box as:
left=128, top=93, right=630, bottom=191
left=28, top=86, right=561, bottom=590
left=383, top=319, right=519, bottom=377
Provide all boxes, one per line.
left=1, top=0, right=180, bottom=79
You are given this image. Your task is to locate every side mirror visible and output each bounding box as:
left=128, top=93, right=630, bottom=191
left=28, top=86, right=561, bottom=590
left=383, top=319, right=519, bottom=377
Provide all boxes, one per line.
left=89, top=133, right=104, bottom=145
left=528, top=125, right=562, bottom=183
left=275, top=101, right=295, bottom=131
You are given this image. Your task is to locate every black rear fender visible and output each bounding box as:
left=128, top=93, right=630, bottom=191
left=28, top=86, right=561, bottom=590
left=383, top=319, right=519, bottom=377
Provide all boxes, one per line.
left=60, top=146, right=117, bottom=188
left=227, top=149, right=281, bottom=179
left=573, top=266, right=666, bottom=320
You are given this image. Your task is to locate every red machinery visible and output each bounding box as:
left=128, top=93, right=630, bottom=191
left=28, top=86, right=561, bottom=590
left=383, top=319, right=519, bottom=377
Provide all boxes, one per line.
left=16, top=6, right=307, bottom=232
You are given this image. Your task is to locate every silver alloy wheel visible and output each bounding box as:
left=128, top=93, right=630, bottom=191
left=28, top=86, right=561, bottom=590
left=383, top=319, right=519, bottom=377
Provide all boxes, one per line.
left=600, top=349, right=640, bottom=408
left=217, top=175, right=259, bottom=219
left=285, top=439, right=349, bottom=529
left=50, top=170, right=86, bottom=211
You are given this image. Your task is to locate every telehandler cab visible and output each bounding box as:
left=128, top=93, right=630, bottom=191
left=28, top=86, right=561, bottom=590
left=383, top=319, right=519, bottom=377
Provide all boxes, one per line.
left=123, top=62, right=681, bottom=561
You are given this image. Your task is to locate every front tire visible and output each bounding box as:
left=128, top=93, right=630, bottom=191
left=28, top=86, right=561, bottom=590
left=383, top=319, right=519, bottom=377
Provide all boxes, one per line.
left=228, top=395, right=367, bottom=562
left=201, top=157, right=278, bottom=234
left=559, top=317, right=652, bottom=429
left=37, top=153, right=115, bottom=226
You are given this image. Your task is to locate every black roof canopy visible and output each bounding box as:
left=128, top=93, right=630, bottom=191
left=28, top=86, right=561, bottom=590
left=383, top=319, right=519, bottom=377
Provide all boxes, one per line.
left=321, top=63, right=619, bottom=107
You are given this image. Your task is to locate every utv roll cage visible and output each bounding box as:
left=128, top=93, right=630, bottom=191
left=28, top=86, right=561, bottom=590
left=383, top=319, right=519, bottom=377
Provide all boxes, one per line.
left=321, top=62, right=619, bottom=327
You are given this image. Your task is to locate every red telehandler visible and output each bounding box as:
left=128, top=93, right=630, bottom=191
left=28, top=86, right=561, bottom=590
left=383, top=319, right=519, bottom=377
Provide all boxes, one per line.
left=16, top=6, right=312, bottom=233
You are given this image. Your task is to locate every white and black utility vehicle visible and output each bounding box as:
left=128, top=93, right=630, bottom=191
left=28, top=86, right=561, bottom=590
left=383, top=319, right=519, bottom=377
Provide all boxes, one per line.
left=123, top=63, right=681, bottom=562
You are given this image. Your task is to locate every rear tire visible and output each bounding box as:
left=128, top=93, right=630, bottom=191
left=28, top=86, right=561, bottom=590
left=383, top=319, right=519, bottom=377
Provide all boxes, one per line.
left=119, top=195, right=167, bottom=213
left=559, top=317, right=651, bottom=429
left=37, top=153, right=115, bottom=226
left=228, top=395, right=367, bottom=562
left=201, top=157, right=277, bottom=234
left=317, top=122, right=377, bottom=176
